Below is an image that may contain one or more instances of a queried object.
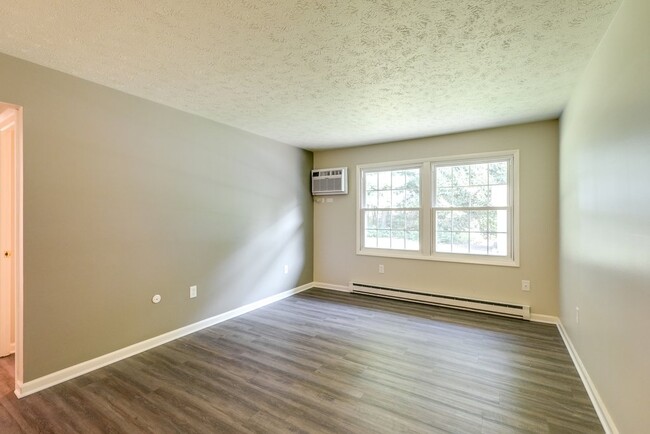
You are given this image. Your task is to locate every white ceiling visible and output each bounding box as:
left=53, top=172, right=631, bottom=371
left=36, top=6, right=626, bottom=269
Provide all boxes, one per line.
left=0, top=0, right=621, bottom=149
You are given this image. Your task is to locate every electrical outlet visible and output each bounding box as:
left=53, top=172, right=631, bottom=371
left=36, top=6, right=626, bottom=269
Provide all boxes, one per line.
left=521, top=280, right=530, bottom=291
left=378, top=264, right=384, bottom=274
left=576, top=307, right=580, bottom=324
left=283, top=264, right=289, bottom=274
left=190, top=285, right=197, bottom=299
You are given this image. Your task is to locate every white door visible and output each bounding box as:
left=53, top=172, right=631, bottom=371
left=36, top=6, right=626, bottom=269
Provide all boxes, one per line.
left=0, top=108, right=16, bottom=357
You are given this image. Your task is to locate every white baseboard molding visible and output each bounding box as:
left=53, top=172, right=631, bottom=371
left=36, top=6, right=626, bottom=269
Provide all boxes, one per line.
left=556, top=321, right=618, bottom=434
left=311, top=282, right=351, bottom=292
left=15, top=282, right=313, bottom=398
left=530, top=314, right=559, bottom=324
left=16, top=281, right=616, bottom=434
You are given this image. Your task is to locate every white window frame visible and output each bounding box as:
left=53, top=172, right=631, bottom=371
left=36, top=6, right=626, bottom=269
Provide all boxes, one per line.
left=357, top=150, right=519, bottom=267
left=357, top=161, right=425, bottom=258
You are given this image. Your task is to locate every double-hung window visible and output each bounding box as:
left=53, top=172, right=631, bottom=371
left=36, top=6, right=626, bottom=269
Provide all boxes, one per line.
left=432, top=156, right=514, bottom=260
left=360, top=166, right=421, bottom=251
left=357, top=151, right=518, bottom=266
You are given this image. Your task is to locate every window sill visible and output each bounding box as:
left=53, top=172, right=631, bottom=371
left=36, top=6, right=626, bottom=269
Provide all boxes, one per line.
left=357, top=248, right=519, bottom=267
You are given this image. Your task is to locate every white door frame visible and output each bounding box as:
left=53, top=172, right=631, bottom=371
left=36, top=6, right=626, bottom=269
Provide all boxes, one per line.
left=0, top=108, right=16, bottom=357
left=0, top=102, right=23, bottom=394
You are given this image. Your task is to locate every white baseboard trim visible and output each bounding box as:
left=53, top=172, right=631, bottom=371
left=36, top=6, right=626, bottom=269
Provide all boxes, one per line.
left=556, top=321, right=618, bottom=434
left=15, top=282, right=313, bottom=398
left=530, top=314, right=559, bottom=324
left=16, top=281, right=616, bottom=434
left=311, top=282, right=351, bottom=292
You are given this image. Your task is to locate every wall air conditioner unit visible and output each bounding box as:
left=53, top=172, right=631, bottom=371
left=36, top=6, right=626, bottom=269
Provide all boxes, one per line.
left=311, top=167, right=348, bottom=195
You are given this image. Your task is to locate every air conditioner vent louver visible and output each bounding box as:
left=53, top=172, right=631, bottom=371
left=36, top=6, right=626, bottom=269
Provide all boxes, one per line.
left=350, top=282, right=531, bottom=320
left=312, top=167, right=348, bottom=195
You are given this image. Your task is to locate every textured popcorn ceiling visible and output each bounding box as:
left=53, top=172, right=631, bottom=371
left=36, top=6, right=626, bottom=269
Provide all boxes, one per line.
left=0, top=0, right=621, bottom=149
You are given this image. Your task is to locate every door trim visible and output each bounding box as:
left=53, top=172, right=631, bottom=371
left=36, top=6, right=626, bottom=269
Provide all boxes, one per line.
left=0, top=107, right=16, bottom=357
left=0, top=102, right=23, bottom=394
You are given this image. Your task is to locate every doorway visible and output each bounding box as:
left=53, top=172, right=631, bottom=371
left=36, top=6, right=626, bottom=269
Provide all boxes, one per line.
left=0, top=102, right=23, bottom=395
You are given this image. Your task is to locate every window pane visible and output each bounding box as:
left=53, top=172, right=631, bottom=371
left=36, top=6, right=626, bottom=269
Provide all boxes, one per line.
left=436, top=187, right=453, bottom=207
left=378, top=230, right=390, bottom=248
left=406, top=231, right=419, bottom=250
left=367, top=167, right=421, bottom=212
left=377, top=211, right=390, bottom=229
left=452, top=187, right=471, bottom=207
left=486, top=210, right=496, bottom=232
left=378, top=191, right=391, bottom=208
left=453, top=165, right=470, bottom=186
left=405, top=211, right=419, bottom=230
left=392, top=189, right=405, bottom=208
left=489, top=161, right=508, bottom=185
left=469, top=210, right=488, bottom=232
left=365, top=191, right=377, bottom=208
left=378, top=171, right=392, bottom=190
left=470, top=232, right=488, bottom=255
left=469, top=186, right=490, bottom=207
left=365, top=211, right=378, bottom=229
left=379, top=211, right=391, bottom=229
left=392, top=171, right=405, bottom=189
left=452, top=210, right=469, bottom=232
left=496, top=210, right=508, bottom=232
left=365, top=172, right=378, bottom=191
left=391, top=211, right=405, bottom=229
left=452, top=232, right=469, bottom=253
left=405, top=169, right=419, bottom=189
left=489, top=185, right=508, bottom=207
left=404, top=189, right=419, bottom=207
left=470, top=163, right=488, bottom=186
left=488, top=233, right=508, bottom=256
left=437, top=166, right=453, bottom=187
left=436, top=210, right=452, bottom=232
left=365, top=230, right=378, bottom=248
left=436, top=231, right=452, bottom=252
left=391, top=231, right=405, bottom=249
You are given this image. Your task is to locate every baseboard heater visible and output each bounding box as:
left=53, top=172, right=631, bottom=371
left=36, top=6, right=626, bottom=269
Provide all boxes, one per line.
left=350, top=282, right=531, bottom=320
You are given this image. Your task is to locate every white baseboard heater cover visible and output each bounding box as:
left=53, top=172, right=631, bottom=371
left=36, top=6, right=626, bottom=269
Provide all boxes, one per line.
left=350, top=282, right=531, bottom=320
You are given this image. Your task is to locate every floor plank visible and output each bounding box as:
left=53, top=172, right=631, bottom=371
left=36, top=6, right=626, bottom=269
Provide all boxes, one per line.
left=0, top=288, right=603, bottom=433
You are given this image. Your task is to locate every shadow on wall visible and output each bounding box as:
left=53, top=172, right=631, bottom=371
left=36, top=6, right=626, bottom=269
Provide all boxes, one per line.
left=202, top=202, right=308, bottom=315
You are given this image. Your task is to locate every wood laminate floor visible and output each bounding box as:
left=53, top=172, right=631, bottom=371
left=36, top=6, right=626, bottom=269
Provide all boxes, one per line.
left=0, top=288, right=603, bottom=433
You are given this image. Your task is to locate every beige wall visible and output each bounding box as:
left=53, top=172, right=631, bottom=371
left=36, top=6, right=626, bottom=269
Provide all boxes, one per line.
left=0, top=53, right=313, bottom=381
left=314, top=120, right=559, bottom=316
left=559, top=0, right=650, bottom=431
